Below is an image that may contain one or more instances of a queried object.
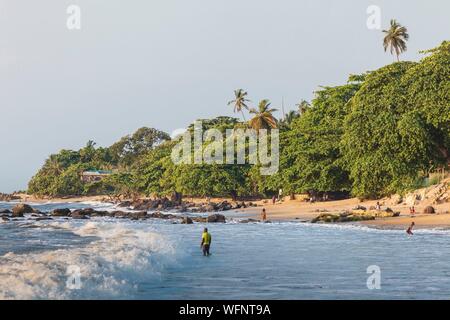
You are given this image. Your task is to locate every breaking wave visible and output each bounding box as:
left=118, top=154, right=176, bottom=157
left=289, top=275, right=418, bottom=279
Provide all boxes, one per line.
left=0, top=221, right=177, bottom=300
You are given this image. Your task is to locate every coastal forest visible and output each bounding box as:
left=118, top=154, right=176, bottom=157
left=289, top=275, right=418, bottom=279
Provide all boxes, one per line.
left=28, top=41, right=450, bottom=200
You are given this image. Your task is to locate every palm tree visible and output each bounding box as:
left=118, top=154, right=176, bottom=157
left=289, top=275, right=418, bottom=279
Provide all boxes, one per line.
left=295, top=100, right=310, bottom=115
left=279, top=110, right=299, bottom=129
left=248, top=99, right=278, bottom=131
left=382, top=19, right=409, bottom=62
left=228, top=89, right=250, bottom=121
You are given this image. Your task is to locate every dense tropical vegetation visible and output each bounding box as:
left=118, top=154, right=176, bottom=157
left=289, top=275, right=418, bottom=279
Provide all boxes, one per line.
left=28, top=41, right=449, bottom=200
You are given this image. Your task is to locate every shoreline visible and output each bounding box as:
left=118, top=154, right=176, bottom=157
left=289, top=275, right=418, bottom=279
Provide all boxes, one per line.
left=3, top=193, right=450, bottom=230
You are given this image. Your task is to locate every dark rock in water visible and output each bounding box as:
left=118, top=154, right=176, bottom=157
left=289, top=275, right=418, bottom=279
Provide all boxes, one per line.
left=1, top=216, right=10, bottom=222
left=423, top=206, right=436, bottom=214
left=36, top=217, right=53, bottom=221
left=12, top=204, right=34, bottom=217
left=204, top=204, right=217, bottom=212
left=118, top=201, right=132, bottom=208
left=90, top=210, right=109, bottom=217
left=51, top=208, right=71, bottom=217
left=239, top=218, right=259, bottom=223
left=216, top=201, right=233, bottom=211
left=81, top=208, right=95, bottom=215
left=111, top=211, right=129, bottom=218
left=129, top=211, right=148, bottom=220
left=207, top=214, right=226, bottom=223
left=148, top=211, right=174, bottom=219
left=181, top=216, right=193, bottom=224
left=0, top=209, right=11, bottom=214
left=70, top=210, right=89, bottom=219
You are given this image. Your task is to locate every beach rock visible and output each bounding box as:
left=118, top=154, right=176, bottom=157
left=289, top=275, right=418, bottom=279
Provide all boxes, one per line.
left=111, top=210, right=129, bottom=218
left=423, top=206, right=435, bottom=214
left=1, top=216, right=10, bottom=222
left=388, top=194, right=403, bottom=205
left=239, top=218, right=259, bottom=223
left=204, top=204, right=217, bottom=212
left=181, top=217, right=193, bottom=224
left=129, top=211, right=148, bottom=220
left=70, top=210, right=89, bottom=219
left=91, top=210, right=110, bottom=217
left=352, top=205, right=366, bottom=211
left=51, top=208, right=71, bottom=217
left=0, top=193, right=20, bottom=202
left=207, top=214, right=226, bottom=223
left=118, top=201, right=132, bottom=208
left=0, top=209, right=11, bottom=214
left=35, top=217, right=53, bottom=221
left=217, top=201, right=233, bottom=211
left=81, top=208, right=95, bottom=215
left=311, top=212, right=375, bottom=223
left=12, top=204, right=34, bottom=217
left=149, top=211, right=165, bottom=219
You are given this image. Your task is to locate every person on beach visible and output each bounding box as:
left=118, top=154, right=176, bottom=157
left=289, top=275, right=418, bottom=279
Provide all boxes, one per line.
left=410, top=206, right=416, bottom=216
left=261, top=208, right=267, bottom=221
left=272, top=195, right=276, bottom=205
left=201, top=228, right=212, bottom=256
left=278, top=189, right=283, bottom=201
left=406, top=222, right=415, bottom=235
left=375, top=201, right=381, bottom=210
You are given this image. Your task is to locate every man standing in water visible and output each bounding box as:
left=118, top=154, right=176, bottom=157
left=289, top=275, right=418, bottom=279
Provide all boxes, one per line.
left=406, top=222, right=415, bottom=235
left=201, top=228, right=212, bottom=256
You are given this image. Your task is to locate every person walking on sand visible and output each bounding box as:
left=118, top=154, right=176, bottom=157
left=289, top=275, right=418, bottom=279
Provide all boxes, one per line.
left=278, top=189, right=283, bottom=201
left=200, top=228, right=212, bottom=256
left=272, top=195, right=276, bottom=205
left=261, top=208, right=267, bottom=221
left=406, top=222, right=415, bottom=235
left=410, top=206, right=415, bottom=217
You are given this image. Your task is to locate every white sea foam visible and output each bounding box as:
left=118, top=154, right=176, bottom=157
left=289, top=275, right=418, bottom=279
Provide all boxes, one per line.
left=0, top=221, right=176, bottom=300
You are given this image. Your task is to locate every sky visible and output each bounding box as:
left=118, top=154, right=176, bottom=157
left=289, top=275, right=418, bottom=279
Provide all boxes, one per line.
left=0, top=0, right=449, bottom=193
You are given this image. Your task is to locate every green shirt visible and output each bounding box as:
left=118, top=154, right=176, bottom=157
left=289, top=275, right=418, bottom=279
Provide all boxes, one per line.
left=202, top=232, right=212, bottom=245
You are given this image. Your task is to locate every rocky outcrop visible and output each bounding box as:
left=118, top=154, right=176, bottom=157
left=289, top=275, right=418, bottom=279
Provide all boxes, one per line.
left=1, top=201, right=232, bottom=224
left=311, top=212, right=376, bottom=223
left=12, top=204, right=34, bottom=217
left=181, top=217, right=193, bottom=224
left=0, top=193, right=21, bottom=202
left=311, top=207, right=400, bottom=223
left=423, top=206, right=436, bottom=214
left=207, top=214, right=226, bottom=223
left=51, top=208, right=71, bottom=217
left=239, top=218, right=259, bottom=223
left=70, top=210, right=90, bottom=219
left=119, top=198, right=258, bottom=214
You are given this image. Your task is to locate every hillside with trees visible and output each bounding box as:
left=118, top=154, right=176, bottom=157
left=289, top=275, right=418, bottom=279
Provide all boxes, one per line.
left=28, top=41, right=449, bottom=200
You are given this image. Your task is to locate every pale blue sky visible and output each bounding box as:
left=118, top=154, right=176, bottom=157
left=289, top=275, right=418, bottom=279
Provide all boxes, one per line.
left=0, top=0, right=449, bottom=192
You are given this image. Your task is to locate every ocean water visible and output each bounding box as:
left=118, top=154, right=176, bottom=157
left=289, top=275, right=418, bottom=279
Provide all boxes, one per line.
left=1, top=201, right=450, bottom=300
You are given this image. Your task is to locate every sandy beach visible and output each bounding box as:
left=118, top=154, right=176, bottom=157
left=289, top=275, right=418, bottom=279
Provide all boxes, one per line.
left=239, top=197, right=450, bottom=229
left=11, top=185, right=450, bottom=229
